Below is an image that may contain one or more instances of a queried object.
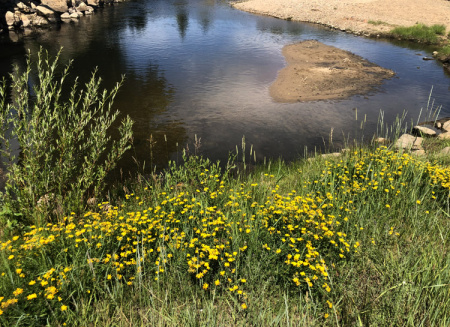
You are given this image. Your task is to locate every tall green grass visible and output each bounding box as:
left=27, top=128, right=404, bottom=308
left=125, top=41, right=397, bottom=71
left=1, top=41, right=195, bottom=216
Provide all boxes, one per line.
left=390, top=23, right=446, bottom=43
left=1, top=145, right=449, bottom=326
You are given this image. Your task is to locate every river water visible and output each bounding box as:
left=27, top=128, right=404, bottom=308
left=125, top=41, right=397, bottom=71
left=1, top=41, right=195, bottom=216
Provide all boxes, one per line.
left=1, top=0, right=449, bottom=174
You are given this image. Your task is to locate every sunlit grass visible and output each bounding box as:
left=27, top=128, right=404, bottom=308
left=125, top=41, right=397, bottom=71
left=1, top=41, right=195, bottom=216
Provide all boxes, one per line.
left=0, top=146, right=449, bottom=325
left=390, top=23, right=447, bottom=43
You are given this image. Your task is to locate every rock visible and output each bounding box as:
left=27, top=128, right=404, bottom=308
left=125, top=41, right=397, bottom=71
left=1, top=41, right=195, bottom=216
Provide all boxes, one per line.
left=395, top=134, right=423, bottom=150
left=440, top=147, right=450, bottom=155
left=70, top=12, right=79, bottom=18
left=375, top=137, right=389, bottom=145
left=85, top=8, right=94, bottom=14
left=76, top=2, right=88, bottom=11
left=60, top=12, right=70, bottom=19
left=5, top=11, right=15, bottom=26
left=321, top=152, right=341, bottom=159
left=433, top=51, right=439, bottom=56
left=40, top=0, right=68, bottom=13
left=21, top=14, right=31, bottom=27
left=436, top=122, right=442, bottom=129
left=413, top=125, right=436, bottom=137
left=17, top=2, right=31, bottom=12
left=36, top=5, right=59, bottom=22
left=442, top=120, right=450, bottom=132
left=438, top=132, right=450, bottom=140
left=86, top=0, right=98, bottom=6
left=33, top=15, right=49, bottom=25
left=411, top=149, right=426, bottom=156
left=71, top=0, right=82, bottom=7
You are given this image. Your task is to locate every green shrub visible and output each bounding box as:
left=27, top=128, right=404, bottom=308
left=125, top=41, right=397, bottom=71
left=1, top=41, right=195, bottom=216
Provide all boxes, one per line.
left=0, top=49, right=133, bottom=226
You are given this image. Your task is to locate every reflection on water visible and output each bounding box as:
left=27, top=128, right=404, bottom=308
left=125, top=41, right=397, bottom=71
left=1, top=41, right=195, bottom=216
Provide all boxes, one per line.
left=0, top=0, right=449, bottom=176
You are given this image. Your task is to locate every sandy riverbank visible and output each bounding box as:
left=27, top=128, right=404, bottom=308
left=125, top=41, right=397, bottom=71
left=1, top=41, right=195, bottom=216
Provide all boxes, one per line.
left=232, top=0, right=450, bottom=36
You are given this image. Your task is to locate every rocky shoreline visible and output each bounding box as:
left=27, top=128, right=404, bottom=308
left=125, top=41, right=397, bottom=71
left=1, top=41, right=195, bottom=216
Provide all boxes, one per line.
left=0, top=0, right=124, bottom=33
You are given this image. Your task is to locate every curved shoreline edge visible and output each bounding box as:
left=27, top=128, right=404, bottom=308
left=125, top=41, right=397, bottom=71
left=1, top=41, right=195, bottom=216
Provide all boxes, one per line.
left=231, top=0, right=450, bottom=70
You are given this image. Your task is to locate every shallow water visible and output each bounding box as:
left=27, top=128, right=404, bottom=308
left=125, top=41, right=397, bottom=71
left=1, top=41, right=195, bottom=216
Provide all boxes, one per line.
left=1, top=0, right=449, bottom=173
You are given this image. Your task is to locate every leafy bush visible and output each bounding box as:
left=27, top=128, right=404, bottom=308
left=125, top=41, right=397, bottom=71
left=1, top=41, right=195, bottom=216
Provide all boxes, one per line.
left=0, top=49, right=133, bottom=226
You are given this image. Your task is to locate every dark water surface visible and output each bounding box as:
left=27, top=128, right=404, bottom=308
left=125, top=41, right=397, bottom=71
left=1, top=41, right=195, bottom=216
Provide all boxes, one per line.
left=1, top=0, right=450, bottom=173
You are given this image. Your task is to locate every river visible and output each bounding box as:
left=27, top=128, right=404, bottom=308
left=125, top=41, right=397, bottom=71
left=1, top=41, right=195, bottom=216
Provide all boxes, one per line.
left=1, top=0, right=449, bottom=174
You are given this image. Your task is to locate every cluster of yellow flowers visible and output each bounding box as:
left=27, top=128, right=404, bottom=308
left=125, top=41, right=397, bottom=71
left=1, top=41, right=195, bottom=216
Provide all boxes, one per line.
left=1, top=146, right=449, bottom=320
left=0, top=171, right=355, bottom=317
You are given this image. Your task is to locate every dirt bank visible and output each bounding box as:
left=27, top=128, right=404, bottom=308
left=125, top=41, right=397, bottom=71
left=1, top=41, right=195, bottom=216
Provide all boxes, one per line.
left=270, top=40, right=394, bottom=102
left=232, top=0, right=450, bottom=36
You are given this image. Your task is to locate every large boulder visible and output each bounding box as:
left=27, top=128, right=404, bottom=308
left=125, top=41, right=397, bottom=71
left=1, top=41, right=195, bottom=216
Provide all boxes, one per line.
left=40, top=0, right=68, bottom=13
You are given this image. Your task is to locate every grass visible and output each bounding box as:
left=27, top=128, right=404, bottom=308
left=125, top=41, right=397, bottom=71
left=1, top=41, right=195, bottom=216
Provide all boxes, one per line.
left=1, top=142, right=450, bottom=326
left=390, top=23, right=447, bottom=44
left=439, top=45, right=450, bottom=56
left=368, top=20, right=389, bottom=26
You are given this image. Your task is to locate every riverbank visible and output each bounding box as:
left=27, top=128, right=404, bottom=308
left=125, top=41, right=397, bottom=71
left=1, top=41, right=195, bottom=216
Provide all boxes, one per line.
left=231, top=0, right=450, bottom=37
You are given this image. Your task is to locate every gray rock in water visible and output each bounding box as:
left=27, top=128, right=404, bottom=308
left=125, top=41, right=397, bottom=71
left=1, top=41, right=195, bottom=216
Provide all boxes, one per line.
left=61, top=12, right=70, bottom=19
left=395, top=134, right=423, bottom=150
left=413, top=125, right=436, bottom=137
left=70, top=12, right=80, bottom=18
